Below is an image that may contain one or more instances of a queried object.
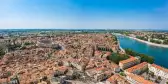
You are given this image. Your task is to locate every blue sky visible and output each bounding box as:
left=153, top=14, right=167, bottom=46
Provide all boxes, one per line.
left=0, top=0, right=168, bottom=29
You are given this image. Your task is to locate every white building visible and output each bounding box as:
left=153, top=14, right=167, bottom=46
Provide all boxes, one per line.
left=148, top=64, right=168, bottom=79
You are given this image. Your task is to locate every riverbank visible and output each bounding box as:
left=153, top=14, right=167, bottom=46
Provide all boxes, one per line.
left=116, top=33, right=168, bottom=68
left=113, top=33, right=168, bottom=48
left=118, top=41, right=125, bottom=53
left=128, top=36, right=168, bottom=48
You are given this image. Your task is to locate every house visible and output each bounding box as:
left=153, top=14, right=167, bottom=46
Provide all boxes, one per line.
left=54, top=66, right=68, bottom=76
left=125, top=62, right=148, bottom=75
left=119, top=56, right=140, bottom=70
left=70, top=57, right=89, bottom=71
left=102, top=52, right=111, bottom=58
left=94, top=50, right=103, bottom=58
left=110, top=62, right=120, bottom=73
left=126, top=73, right=154, bottom=84
left=148, top=64, right=168, bottom=79
left=106, top=74, right=130, bottom=84
left=85, top=59, right=95, bottom=70
left=86, top=67, right=112, bottom=81
left=93, top=69, right=111, bottom=81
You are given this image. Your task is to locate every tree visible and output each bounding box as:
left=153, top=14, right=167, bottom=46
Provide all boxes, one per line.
left=158, top=76, right=161, bottom=80
left=163, top=39, right=168, bottom=44
left=120, top=72, right=126, bottom=76
left=136, top=36, right=148, bottom=41
left=6, top=44, right=21, bottom=51
left=0, top=46, right=5, bottom=59
left=107, top=53, right=129, bottom=64
left=24, top=42, right=33, bottom=45
left=150, top=39, right=162, bottom=44
left=125, top=48, right=154, bottom=64
left=149, top=72, right=154, bottom=77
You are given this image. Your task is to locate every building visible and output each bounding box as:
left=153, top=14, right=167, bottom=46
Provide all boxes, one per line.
left=110, top=62, right=120, bottom=73
left=94, top=50, right=103, bottom=58
left=54, top=66, right=68, bottom=76
left=126, top=73, right=154, bottom=84
left=106, top=74, right=130, bottom=84
left=125, top=62, right=148, bottom=75
left=93, top=69, right=111, bottom=81
left=70, top=57, right=89, bottom=71
left=119, top=56, right=140, bottom=70
left=148, top=64, right=168, bottom=79
left=86, top=67, right=112, bottom=81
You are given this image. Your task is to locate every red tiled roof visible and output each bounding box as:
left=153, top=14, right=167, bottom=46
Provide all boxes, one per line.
left=107, top=74, right=129, bottom=84
left=127, top=73, right=154, bottom=84
left=119, top=57, right=137, bottom=64
left=125, top=62, right=148, bottom=73
left=111, top=62, right=119, bottom=69
left=95, top=67, right=104, bottom=71
left=151, top=64, right=168, bottom=73
left=57, top=66, right=68, bottom=72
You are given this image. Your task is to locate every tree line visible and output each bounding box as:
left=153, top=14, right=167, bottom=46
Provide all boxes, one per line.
left=125, top=48, right=154, bottom=64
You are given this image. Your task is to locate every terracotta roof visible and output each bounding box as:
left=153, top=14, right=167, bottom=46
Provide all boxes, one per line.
left=57, top=66, right=68, bottom=72
left=119, top=57, right=137, bottom=64
left=95, top=67, right=105, bottom=71
left=151, top=64, right=168, bottom=73
left=111, top=62, right=119, bottom=69
left=0, top=78, right=8, bottom=83
left=104, top=52, right=111, bottom=56
left=94, top=50, right=102, bottom=56
left=127, top=73, right=154, bottom=84
left=107, top=74, right=129, bottom=84
left=125, top=62, right=148, bottom=73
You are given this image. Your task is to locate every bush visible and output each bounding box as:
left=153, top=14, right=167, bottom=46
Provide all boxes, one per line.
left=120, top=72, right=126, bottom=76
left=158, top=76, right=161, bottom=80
left=149, top=71, right=154, bottom=77
left=24, top=42, right=33, bottom=46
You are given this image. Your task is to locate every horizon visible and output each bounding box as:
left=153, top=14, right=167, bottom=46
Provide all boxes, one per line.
left=0, top=0, right=168, bottom=29
left=1, top=28, right=168, bottom=31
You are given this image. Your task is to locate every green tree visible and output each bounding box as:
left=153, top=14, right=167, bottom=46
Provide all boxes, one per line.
left=120, top=72, right=126, bottom=76
left=125, top=48, right=154, bottom=64
left=158, top=76, right=161, bottom=80
left=24, top=42, right=33, bottom=45
left=0, top=46, right=5, bottom=59
left=107, top=53, right=129, bottom=64
left=150, top=39, right=162, bottom=44
left=163, top=39, right=168, bottom=44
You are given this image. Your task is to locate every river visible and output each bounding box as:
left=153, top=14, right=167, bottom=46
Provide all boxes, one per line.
left=116, top=35, right=168, bottom=68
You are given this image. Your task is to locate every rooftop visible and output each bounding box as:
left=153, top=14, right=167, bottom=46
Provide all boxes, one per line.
left=125, top=62, right=148, bottom=73
left=151, top=64, right=168, bottom=73
left=119, top=56, right=138, bottom=64
left=127, top=73, right=154, bottom=84
left=56, top=66, right=68, bottom=72
left=107, top=74, right=130, bottom=84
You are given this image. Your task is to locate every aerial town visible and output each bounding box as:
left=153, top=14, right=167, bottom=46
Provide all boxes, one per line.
left=0, top=30, right=168, bottom=84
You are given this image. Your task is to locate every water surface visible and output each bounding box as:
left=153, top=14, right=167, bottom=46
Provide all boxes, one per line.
left=116, top=35, right=168, bottom=68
